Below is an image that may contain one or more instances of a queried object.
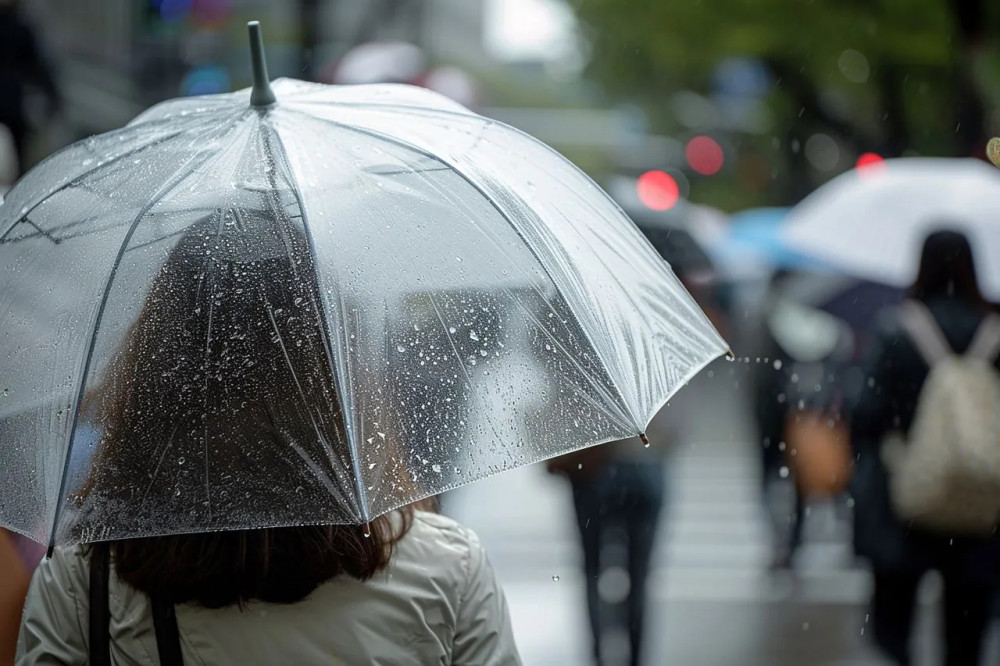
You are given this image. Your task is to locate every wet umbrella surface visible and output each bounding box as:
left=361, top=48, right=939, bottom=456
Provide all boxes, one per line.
left=0, top=24, right=726, bottom=550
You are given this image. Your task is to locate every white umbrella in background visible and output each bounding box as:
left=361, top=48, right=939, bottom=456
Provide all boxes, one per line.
left=781, top=158, right=1000, bottom=299
left=331, top=41, right=426, bottom=85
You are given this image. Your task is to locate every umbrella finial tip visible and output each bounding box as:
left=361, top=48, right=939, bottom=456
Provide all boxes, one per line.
left=247, top=20, right=276, bottom=107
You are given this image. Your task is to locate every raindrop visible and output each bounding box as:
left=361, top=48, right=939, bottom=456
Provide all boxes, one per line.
left=469, top=330, right=480, bottom=341
left=449, top=326, right=457, bottom=334
left=431, top=464, right=442, bottom=473
left=773, top=359, right=783, bottom=370
left=178, top=456, right=186, bottom=465
left=368, top=462, right=377, bottom=470
left=456, top=257, right=463, bottom=263
left=377, top=432, right=386, bottom=440
left=396, top=344, right=407, bottom=353
left=551, top=575, right=560, bottom=582
left=802, top=622, right=810, bottom=631
left=1, top=388, right=7, bottom=397
left=294, top=297, right=303, bottom=306
left=363, top=523, right=371, bottom=538
left=479, top=349, right=488, bottom=357
left=779, top=466, right=790, bottom=478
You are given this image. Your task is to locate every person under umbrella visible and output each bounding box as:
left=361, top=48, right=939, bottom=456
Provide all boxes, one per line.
left=3, top=21, right=725, bottom=666
left=17, top=215, right=520, bottom=665
left=850, top=230, right=1000, bottom=666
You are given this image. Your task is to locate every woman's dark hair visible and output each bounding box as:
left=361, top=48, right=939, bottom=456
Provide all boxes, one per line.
left=79, top=207, right=428, bottom=608
left=909, top=229, right=985, bottom=307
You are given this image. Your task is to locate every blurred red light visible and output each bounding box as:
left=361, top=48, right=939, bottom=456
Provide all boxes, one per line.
left=856, top=152, right=885, bottom=171
left=685, top=135, right=725, bottom=176
left=637, top=171, right=680, bottom=211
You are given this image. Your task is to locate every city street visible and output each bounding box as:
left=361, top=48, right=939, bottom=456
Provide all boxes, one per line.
left=447, top=359, right=1000, bottom=665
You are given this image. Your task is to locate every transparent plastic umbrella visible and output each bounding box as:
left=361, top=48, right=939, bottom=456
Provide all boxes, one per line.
left=0, top=24, right=726, bottom=549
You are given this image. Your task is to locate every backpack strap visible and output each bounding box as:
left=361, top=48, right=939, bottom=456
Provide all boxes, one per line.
left=151, top=593, right=185, bottom=666
left=967, top=313, right=1000, bottom=362
left=88, top=547, right=185, bottom=666
left=88, top=548, right=112, bottom=666
left=899, top=301, right=953, bottom=365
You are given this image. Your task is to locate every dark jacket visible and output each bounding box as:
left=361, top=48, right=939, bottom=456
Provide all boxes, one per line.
left=850, top=295, right=1000, bottom=579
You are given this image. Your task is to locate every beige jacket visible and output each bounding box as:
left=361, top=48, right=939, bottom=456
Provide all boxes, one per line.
left=17, top=512, right=520, bottom=665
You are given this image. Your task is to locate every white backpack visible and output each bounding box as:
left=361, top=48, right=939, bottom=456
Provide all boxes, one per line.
left=883, top=301, right=1000, bottom=535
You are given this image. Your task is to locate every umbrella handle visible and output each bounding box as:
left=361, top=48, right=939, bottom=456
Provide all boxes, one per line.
left=248, top=21, right=276, bottom=107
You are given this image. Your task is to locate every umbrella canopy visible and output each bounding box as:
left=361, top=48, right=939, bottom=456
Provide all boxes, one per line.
left=0, top=24, right=726, bottom=549
left=781, top=158, right=1000, bottom=299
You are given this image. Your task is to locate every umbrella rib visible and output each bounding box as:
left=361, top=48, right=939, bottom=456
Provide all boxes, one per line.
left=46, top=124, right=238, bottom=553
left=263, top=124, right=371, bottom=524
left=284, top=108, right=638, bottom=430
left=1, top=127, right=192, bottom=243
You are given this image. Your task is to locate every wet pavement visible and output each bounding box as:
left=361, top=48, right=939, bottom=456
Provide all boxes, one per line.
left=446, top=359, right=1000, bottom=665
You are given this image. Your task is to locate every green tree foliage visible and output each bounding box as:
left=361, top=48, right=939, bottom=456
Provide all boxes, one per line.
left=571, top=0, right=1000, bottom=204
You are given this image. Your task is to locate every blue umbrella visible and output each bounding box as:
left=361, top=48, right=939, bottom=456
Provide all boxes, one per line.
left=711, top=207, right=821, bottom=277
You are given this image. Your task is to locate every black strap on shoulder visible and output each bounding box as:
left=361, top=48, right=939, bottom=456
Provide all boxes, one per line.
left=88, top=547, right=112, bottom=666
left=89, top=546, right=184, bottom=666
left=151, top=593, right=185, bottom=666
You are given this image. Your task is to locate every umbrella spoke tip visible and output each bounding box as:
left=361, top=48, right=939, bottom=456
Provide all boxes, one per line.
left=639, top=432, right=650, bottom=448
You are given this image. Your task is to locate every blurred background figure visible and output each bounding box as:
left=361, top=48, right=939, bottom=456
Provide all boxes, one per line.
left=851, top=230, right=1000, bottom=666
left=547, top=436, right=669, bottom=666
left=751, top=269, right=854, bottom=570
left=0, top=0, right=59, bottom=177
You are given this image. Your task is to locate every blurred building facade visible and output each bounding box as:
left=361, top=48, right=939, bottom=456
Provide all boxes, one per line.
left=21, top=0, right=490, bottom=138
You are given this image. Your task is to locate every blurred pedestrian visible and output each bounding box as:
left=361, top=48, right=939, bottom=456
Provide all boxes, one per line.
left=850, top=229, right=1000, bottom=666
left=752, top=270, right=853, bottom=569
left=0, top=0, right=60, bottom=177
left=548, top=437, right=667, bottom=666
left=16, top=223, right=520, bottom=665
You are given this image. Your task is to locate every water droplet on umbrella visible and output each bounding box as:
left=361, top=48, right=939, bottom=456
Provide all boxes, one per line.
left=551, top=575, right=560, bottom=582
left=178, top=456, right=186, bottom=465
left=431, top=464, right=442, bottom=473
left=449, top=326, right=457, bottom=334
left=368, top=462, right=376, bottom=470
left=396, top=344, right=407, bottom=353
left=469, top=330, right=479, bottom=341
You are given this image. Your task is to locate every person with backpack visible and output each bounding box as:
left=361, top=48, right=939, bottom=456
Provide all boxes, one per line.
left=850, top=229, right=1000, bottom=666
